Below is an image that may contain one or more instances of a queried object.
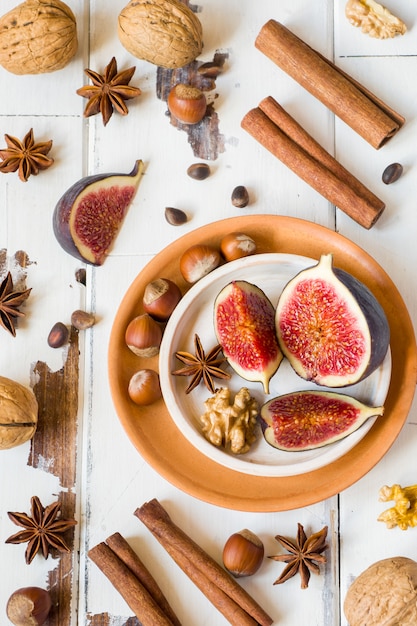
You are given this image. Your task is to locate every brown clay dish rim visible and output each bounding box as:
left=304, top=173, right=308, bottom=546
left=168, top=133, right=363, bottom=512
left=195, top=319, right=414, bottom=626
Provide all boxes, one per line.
left=108, top=215, right=417, bottom=512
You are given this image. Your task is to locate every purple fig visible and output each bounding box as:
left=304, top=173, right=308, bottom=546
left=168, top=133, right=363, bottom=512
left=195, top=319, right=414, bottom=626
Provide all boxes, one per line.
left=53, top=160, right=143, bottom=265
left=276, top=253, right=390, bottom=387
left=260, top=390, right=384, bottom=451
left=214, top=280, right=283, bottom=393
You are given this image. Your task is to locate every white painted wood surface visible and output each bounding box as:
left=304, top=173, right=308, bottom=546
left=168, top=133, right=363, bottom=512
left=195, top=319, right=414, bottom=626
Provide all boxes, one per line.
left=0, top=1, right=416, bottom=624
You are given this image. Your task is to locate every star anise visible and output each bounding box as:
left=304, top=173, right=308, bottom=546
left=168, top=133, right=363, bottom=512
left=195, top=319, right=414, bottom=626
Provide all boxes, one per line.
left=0, top=128, right=53, bottom=182
left=0, top=271, right=31, bottom=337
left=6, top=496, right=77, bottom=564
left=269, top=523, right=328, bottom=589
left=77, top=56, right=141, bottom=126
left=172, top=333, right=231, bottom=394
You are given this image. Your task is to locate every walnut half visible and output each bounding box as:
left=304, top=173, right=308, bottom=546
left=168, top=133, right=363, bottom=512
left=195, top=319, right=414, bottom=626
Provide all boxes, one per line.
left=200, top=387, right=259, bottom=455
left=345, top=0, right=407, bottom=39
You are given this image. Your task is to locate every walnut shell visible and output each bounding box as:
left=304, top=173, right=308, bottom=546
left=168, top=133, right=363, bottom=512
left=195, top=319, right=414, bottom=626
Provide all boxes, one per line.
left=344, top=557, right=417, bottom=626
left=0, top=376, right=38, bottom=450
left=118, top=0, right=203, bottom=69
left=0, top=0, right=78, bottom=75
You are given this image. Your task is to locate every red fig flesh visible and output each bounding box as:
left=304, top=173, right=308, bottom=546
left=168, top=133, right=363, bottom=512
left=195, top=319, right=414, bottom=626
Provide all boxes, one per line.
left=276, top=254, right=390, bottom=386
left=261, top=390, right=384, bottom=451
left=214, top=280, right=283, bottom=393
left=53, top=160, right=143, bottom=265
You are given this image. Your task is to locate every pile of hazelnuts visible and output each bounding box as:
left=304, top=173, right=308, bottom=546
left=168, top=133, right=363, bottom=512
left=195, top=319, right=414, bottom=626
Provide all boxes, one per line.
left=124, top=232, right=257, bottom=406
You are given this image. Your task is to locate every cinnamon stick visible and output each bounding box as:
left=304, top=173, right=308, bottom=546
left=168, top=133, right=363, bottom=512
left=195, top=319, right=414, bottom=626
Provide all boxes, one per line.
left=106, top=532, right=182, bottom=626
left=241, top=98, right=385, bottom=229
left=255, top=19, right=404, bottom=149
left=135, top=499, right=273, bottom=626
left=152, top=537, right=258, bottom=626
left=88, top=542, right=177, bottom=626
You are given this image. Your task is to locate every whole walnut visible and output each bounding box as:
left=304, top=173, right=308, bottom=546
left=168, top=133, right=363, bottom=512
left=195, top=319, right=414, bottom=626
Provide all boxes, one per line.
left=118, top=0, right=203, bottom=69
left=0, top=376, right=38, bottom=450
left=344, top=557, right=417, bottom=625
left=0, top=0, right=78, bottom=75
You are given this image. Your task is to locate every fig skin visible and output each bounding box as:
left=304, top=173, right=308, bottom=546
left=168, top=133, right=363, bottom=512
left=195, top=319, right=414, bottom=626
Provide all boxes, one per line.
left=53, top=160, right=143, bottom=266
left=333, top=265, right=389, bottom=379
left=261, top=390, right=384, bottom=451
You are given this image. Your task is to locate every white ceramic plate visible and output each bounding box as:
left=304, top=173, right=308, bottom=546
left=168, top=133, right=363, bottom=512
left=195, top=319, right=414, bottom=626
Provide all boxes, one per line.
left=159, top=253, right=392, bottom=477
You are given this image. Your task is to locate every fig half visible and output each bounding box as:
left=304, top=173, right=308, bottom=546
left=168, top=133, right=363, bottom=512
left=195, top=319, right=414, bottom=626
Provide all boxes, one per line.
left=261, top=390, right=384, bottom=451
left=214, top=280, right=283, bottom=393
left=276, top=253, right=390, bottom=387
left=53, top=160, right=144, bottom=265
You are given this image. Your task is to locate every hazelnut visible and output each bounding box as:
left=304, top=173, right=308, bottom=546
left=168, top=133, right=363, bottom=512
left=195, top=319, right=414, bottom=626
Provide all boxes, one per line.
left=6, top=586, right=52, bottom=626
left=71, top=310, right=95, bottom=330
left=223, top=529, right=264, bottom=577
left=143, top=278, right=182, bottom=321
left=167, top=83, right=207, bottom=124
left=125, top=314, right=162, bottom=357
left=128, top=369, right=162, bottom=405
left=179, top=244, right=221, bottom=283
left=220, top=232, right=257, bottom=262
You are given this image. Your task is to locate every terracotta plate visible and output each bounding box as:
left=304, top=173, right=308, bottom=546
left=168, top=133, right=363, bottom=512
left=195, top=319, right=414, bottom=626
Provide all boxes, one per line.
left=159, top=253, right=392, bottom=478
left=108, top=216, right=417, bottom=512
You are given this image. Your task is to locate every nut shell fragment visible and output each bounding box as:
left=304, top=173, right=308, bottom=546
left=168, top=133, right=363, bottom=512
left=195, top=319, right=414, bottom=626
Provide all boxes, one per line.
left=0, top=0, right=78, bottom=75
left=0, top=376, right=38, bottom=450
left=118, top=0, right=203, bottom=69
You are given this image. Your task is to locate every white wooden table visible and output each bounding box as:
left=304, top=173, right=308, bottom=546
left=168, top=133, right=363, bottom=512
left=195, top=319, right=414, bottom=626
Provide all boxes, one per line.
left=0, top=1, right=416, bottom=624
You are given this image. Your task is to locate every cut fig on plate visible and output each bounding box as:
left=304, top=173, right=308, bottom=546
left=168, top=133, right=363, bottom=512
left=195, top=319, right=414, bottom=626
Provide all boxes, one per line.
left=276, top=253, right=390, bottom=387
left=53, top=160, right=144, bottom=265
left=214, top=280, right=283, bottom=393
left=261, top=390, right=384, bottom=451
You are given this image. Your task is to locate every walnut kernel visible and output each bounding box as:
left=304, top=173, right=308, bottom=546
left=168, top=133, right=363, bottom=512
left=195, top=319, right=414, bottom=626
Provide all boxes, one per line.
left=345, top=0, right=407, bottom=39
left=200, top=387, right=259, bottom=454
